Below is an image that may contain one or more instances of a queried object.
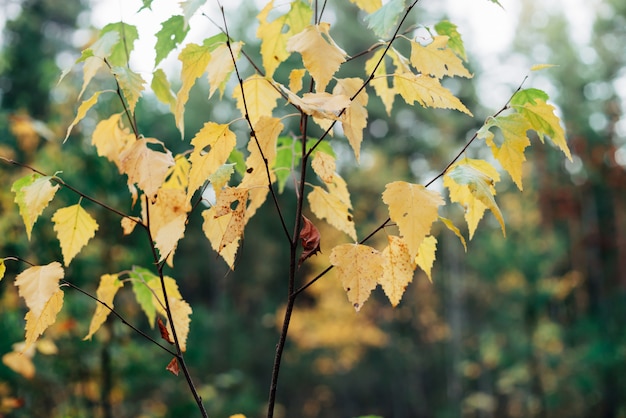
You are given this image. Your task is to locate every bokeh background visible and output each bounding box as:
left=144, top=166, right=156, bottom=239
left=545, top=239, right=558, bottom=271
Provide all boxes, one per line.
left=1, top=0, right=625, bottom=417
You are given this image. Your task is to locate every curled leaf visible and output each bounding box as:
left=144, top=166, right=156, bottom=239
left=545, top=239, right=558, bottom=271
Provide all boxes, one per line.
left=157, top=317, right=173, bottom=344
left=298, top=216, right=321, bottom=267
left=166, top=357, right=180, bottom=376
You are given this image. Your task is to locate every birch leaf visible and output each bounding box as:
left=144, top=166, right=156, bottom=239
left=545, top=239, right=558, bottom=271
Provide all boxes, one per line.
left=434, top=20, right=467, bottom=61
left=151, top=69, right=176, bottom=112
left=308, top=186, right=356, bottom=241
left=365, top=0, right=405, bottom=38
left=155, top=15, right=189, bottom=66
left=202, top=207, right=241, bottom=269
left=286, top=23, right=346, bottom=92
left=207, top=42, right=241, bottom=99
left=394, top=73, right=472, bottom=115
left=349, top=0, right=382, bottom=13
left=91, top=113, right=133, bottom=168
left=409, top=36, right=472, bottom=79
left=232, top=75, right=282, bottom=124
left=119, top=137, right=175, bottom=198
left=52, top=204, right=99, bottom=266
left=334, top=77, right=368, bottom=161
left=381, top=236, right=416, bottom=307
left=382, top=181, right=444, bottom=259
left=311, top=151, right=336, bottom=183
left=24, top=290, right=64, bottom=351
left=111, top=66, right=145, bottom=115
left=64, top=91, right=102, bottom=142
left=365, top=49, right=396, bottom=115
left=330, top=244, right=384, bottom=311
left=180, top=0, right=207, bottom=29
left=439, top=216, right=467, bottom=251
left=165, top=297, right=192, bottom=352
left=415, top=235, right=437, bottom=282
left=12, top=174, right=59, bottom=240
left=84, top=274, right=123, bottom=340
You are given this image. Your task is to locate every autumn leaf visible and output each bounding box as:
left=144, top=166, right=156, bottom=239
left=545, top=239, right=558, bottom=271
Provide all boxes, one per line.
left=64, top=91, right=103, bottom=142
left=444, top=158, right=504, bottom=239
left=478, top=113, right=532, bottom=190
left=84, top=274, right=123, bottom=340
left=214, top=187, right=249, bottom=250
left=298, top=216, right=321, bottom=266
left=380, top=236, right=416, bottom=306
left=119, top=137, right=175, bottom=199
left=257, top=0, right=313, bottom=78
left=166, top=357, right=180, bottom=376
left=233, top=75, right=282, bottom=124
left=128, top=267, right=181, bottom=327
left=0, top=258, right=5, bottom=281
left=2, top=350, right=35, bottom=379
left=151, top=68, right=176, bottom=112
left=435, top=20, right=467, bottom=61
left=206, top=42, right=241, bottom=99
left=311, top=151, right=336, bottom=183
left=76, top=31, right=118, bottom=97
left=52, top=204, right=99, bottom=266
left=202, top=207, right=241, bottom=269
left=330, top=244, right=384, bottom=311
left=188, top=122, right=236, bottom=201
left=208, top=163, right=236, bottom=197
left=280, top=87, right=351, bottom=120
left=111, top=66, right=145, bottom=115
left=14, top=262, right=65, bottom=350
left=286, top=23, right=346, bottom=92
left=308, top=186, right=356, bottom=241
left=289, top=68, right=306, bottom=92
left=394, top=73, right=472, bottom=115
left=100, top=22, right=138, bottom=66
left=415, top=235, right=437, bottom=282
left=143, top=188, right=190, bottom=262
left=439, top=216, right=467, bottom=251
left=334, top=77, right=369, bottom=161
left=12, top=174, right=59, bottom=240
left=382, top=181, right=444, bottom=260
left=91, top=113, right=134, bottom=169
left=365, top=49, right=396, bottom=115
left=165, top=297, right=192, bottom=352
left=511, top=88, right=572, bottom=160
left=158, top=317, right=172, bottom=343
left=409, top=36, right=472, bottom=79
left=349, top=0, right=382, bottom=13
left=162, top=154, right=191, bottom=191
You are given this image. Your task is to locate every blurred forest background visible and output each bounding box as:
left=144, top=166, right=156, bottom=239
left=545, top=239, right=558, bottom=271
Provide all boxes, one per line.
left=1, top=0, right=625, bottom=417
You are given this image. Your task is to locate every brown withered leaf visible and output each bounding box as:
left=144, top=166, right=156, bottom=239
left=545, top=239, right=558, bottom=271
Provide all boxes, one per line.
left=298, top=216, right=321, bottom=267
left=166, top=357, right=180, bottom=376
left=157, top=317, right=173, bottom=344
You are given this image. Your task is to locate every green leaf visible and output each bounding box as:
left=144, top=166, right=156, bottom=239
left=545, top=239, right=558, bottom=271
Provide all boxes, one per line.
left=100, top=22, right=139, bottom=66
left=274, top=137, right=336, bottom=193
left=129, top=267, right=159, bottom=327
left=365, top=0, right=405, bottom=38
left=180, top=0, right=207, bottom=29
left=138, top=0, right=153, bottom=11
left=510, top=88, right=549, bottom=106
left=434, top=20, right=467, bottom=61
left=228, top=149, right=246, bottom=176
left=151, top=69, right=176, bottom=111
left=155, top=15, right=189, bottom=67
left=112, top=66, right=146, bottom=115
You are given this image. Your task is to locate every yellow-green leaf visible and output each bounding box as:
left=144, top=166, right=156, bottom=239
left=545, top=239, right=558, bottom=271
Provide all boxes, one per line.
left=330, top=243, right=384, bottom=311
left=381, top=236, right=416, bottom=306
left=64, top=91, right=103, bottom=142
left=415, top=235, right=437, bottom=282
left=12, top=174, right=60, bottom=240
left=151, top=69, right=176, bottom=112
left=286, top=23, right=346, bottom=92
left=394, top=73, right=472, bottom=115
left=382, top=181, right=444, bottom=260
left=434, top=20, right=467, bottom=62
left=52, top=204, right=99, bottom=266
left=349, top=0, right=382, bottom=13
left=112, top=66, right=145, bottom=115
left=84, top=274, right=123, bottom=340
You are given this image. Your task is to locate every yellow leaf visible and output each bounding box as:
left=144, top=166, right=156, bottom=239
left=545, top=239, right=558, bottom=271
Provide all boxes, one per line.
left=64, top=91, right=103, bottom=142
left=415, top=235, right=437, bottom=282
left=348, top=0, right=382, bottom=13
left=382, top=181, right=444, bottom=260
left=202, top=207, right=241, bottom=269
left=14, top=262, right=64, bottom=319
left=233, top=75, right=282, bottom=124
left=381, top=236, right=416, bottom=307
left=2, top=351, right=35, bottom=379
left=289, top=68, right=306, bottom=92
left=84, top=274, right=123, bottom=340
left=281, top=88, right=351, bottom=120
left=143, top=188, right=191, bottom=262
left=286, top=23, right=346, bottom=92
left=479, top=113, right=532, bottom=190
left=439, top=216, right=467, bottom=251
left=531, top=63, right=558, bottom=71
left=119, top=137, right=175, bottom=198
left=188, top=122, right=236, bottom=201
left=165, top=297, right=192, bottom=352
left=207, top=42, right=241, bottom=99
left=147, top=275, right=182, bottom=312
left=12, top=174, right=60, bottom=240
left=214, top=187, right=249, bottom=250
left=394, top=73, right=472, bottom=115
left=409, top=36, right=472, bottom=79
left=311, top=151, right=336, bottom=183
left=24, top=290, right=64, bottom=350
left=0, top=258, right=5, bottom=282
left=111, top=66, right=145, bottom=115
left=175, top=42, right=213, bottom=137
left=91, top=113, right=134, bottom=169
left=257, top=0, right=313, bottom=78
left=334, top=77, right=368, bottom=161
left=366, top=49, right=396, bottom=115
left=52, top=204, right=99, bottom=266
left=36, top=338, right=58, bottom=355
left=444, top=158, right=503, bottom=239
left=162, top=154, right=191, bottom=191
left=326, top=174, right=353, bottom=210
left=330, top=243, right=384, bottom=311
left=308, top=186, right=356, bottom=240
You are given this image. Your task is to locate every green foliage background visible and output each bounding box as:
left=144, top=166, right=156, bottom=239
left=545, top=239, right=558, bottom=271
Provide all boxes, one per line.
left=1, top=1, right=625, bottom=417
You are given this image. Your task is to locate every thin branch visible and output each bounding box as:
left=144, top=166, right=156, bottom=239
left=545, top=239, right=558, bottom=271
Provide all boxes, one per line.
left=219, top=3, right=292, bottom=243
left=0, top=157, right=142, bottom=225
left=104, top=58, right=140, bottom=138
left=61, top=279, right=177, bottom=356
